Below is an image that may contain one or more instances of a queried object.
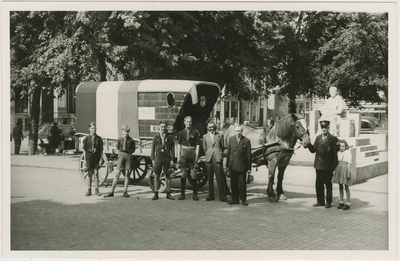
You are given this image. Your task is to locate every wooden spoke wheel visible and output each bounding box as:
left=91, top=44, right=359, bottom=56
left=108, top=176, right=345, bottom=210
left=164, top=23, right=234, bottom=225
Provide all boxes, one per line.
left=79, top=152, right=109, bottom=187
left=187, top=162, right=208, bottom=188
left=125, top=156, right=150, bottom=184
left=147, top=172, right=167, bottom=193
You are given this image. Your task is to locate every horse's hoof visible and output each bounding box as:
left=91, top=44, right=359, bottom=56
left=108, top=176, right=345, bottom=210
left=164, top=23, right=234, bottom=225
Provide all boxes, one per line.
left=278, top=194, right=288, bottom=201
left=268, top=197, right=278, bottom=202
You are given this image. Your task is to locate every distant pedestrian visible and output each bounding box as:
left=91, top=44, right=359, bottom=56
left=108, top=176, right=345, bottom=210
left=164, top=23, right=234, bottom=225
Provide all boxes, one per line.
left=332, top=139, right=353, bottom=210
left=83, top=122, right=104, bottom=196
left=104, top=125, right=136, bottom=198
left=226, top=125, right=251, bottom=206
left=308, top=120, right=338, bottom=208
left=12, top=122, right=24, bottom=154
left=177, top=116, right=200, bottom=201
left=150, top=120, right=175, bottom=200
left=269, top=117, right=275, bottom=128
left=50, top=122, right=60, bottom=153
left=203, top=121, right=229, bottom=202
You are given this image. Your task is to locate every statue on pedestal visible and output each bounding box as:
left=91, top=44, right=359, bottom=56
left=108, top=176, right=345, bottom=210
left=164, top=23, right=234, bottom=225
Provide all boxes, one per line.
left=318, top=86, right=343, bottom=137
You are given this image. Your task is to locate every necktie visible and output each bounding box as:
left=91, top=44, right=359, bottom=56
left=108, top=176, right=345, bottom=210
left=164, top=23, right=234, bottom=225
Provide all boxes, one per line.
left=91, top=135, right=95, bottom=152
left=186, top=129, right=190, bottom=143
left=123, top=138, right=126, bottom=151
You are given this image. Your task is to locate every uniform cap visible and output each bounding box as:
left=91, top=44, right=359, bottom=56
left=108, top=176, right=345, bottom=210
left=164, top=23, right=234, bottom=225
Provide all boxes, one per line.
left=319, top=120, right=330, bottom=128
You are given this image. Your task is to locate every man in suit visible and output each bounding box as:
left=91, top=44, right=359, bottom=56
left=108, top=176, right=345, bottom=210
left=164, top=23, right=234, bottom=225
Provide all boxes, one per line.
left=308, top=120, right=339, bottom=208
left=226, top=125, right=252, bottom=206
left=203, top=120, right=228, bottom=202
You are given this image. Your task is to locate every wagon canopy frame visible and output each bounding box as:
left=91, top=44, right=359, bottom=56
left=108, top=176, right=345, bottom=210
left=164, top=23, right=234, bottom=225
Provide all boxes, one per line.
left=75, top=80, right=220, bottom=139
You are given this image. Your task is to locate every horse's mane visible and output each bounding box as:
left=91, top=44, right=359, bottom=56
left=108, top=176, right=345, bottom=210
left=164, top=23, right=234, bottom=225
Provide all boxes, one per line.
left=272, top=114, right=298, bottom=139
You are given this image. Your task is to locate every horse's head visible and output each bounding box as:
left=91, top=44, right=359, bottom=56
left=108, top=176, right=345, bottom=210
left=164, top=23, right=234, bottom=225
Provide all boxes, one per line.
left=290, top=114, right=311, bottom=148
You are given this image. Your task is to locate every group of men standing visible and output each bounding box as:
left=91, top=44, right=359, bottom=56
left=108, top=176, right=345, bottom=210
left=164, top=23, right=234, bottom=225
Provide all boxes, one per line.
left=82, top=116, right=252, bottom=206
left=151, top=116, right=252, bottom=206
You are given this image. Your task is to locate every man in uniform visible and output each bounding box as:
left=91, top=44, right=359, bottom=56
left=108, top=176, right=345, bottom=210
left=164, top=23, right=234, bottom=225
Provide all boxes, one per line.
left=177, top=116, right=200, bottom=201
left=203, top=120, right=228, bottom=202
left=308, top=120, right=339, bottom=208
left=150, top=120, right=175, bottom=200
left=226, top=125, right=252, bottom=206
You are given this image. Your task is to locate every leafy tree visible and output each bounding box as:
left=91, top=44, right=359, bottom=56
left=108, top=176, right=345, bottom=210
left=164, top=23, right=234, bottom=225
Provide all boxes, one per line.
left=317, top=12, right=388, bottom=108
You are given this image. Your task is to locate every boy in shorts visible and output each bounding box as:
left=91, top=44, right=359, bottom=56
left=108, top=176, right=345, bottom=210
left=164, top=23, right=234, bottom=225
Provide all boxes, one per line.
left=177, top=116, right=201, bottom=200
left=83, top=122, right=103, bottom=196
left=104, top=125, right=136, bottom=198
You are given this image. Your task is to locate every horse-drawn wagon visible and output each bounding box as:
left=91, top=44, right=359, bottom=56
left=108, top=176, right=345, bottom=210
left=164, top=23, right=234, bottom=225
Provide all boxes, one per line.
left=75, top=80, right=220, bottom=189
left=75, top=80, right=311, bottom=201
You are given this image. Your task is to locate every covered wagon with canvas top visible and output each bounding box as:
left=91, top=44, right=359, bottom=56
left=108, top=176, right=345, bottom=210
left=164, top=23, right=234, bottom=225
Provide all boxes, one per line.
left=75, top=79, right=221, bottom=190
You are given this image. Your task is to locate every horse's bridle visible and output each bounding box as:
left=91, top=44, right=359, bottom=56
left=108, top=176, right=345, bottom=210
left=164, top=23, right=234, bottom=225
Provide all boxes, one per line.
left=269, top=119, right=309, bottom=151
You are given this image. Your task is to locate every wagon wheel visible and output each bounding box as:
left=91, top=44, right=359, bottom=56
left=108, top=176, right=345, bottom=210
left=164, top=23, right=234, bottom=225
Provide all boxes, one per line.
left=147, top=172, right=167, bottom=193
left=187, top=161, right=208, bottom=188
left=126, top=155, right=150, bottom=184
left=79, top=152, right=109, bottom=187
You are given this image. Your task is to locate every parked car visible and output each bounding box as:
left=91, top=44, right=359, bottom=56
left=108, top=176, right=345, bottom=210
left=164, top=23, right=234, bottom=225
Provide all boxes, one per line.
left=360, top=116, right=387, bottom=134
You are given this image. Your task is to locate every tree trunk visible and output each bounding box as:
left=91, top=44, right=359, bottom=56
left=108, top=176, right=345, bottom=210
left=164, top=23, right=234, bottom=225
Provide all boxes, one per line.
left=28, top=87, right=41, bottom=155
left=289, top=98, right=296, bottom=114
left=98, top=49, right=107, bottom=81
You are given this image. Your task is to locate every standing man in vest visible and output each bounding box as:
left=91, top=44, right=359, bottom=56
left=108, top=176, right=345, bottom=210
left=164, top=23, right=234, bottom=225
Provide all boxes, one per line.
left=203, top=120, right=229, bottom=202
left=177, top=116, right=201, bottom=201
left=308, top=120, right=339, bottom=208
left=226, top=125, right=251, bottom=206
left=150, top=120, right=175, bottom=200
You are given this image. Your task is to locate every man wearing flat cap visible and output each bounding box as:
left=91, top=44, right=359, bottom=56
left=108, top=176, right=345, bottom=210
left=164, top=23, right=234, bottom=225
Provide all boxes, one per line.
left=308, top=120, right=338, bottom=208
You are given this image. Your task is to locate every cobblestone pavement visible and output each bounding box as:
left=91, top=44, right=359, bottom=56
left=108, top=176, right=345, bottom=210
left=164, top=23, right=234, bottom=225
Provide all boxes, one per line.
left=8, top=152, right=390, bottom=254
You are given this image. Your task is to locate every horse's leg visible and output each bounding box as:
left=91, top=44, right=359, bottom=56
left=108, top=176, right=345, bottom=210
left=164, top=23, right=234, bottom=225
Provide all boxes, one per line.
left=277, top=165, right=288, bottom=200
left=266, top=161, right=278, bottom=202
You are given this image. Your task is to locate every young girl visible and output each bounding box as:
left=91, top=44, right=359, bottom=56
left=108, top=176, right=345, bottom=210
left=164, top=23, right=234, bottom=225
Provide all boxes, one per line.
left=332, top=139, right=353, bottom=210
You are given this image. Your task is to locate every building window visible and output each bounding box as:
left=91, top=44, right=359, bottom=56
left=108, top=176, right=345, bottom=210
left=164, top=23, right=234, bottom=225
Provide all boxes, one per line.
left=306, top=101, right=310, bottom=111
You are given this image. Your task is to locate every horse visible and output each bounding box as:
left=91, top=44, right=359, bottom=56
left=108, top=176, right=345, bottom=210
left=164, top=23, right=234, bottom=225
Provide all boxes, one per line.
left=262, top=114, right=311, bottom=202
left=223, top=114, right=311, bottom=202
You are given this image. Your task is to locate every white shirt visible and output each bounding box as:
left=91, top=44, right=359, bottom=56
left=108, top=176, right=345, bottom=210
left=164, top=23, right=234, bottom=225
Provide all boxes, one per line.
left=338, top=150, right=352, bottom=163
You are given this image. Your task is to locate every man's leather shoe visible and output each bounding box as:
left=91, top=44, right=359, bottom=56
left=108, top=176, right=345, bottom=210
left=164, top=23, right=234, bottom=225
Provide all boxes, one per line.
left=103, top=192, right=114, bottom=198
left=242, top=201, right=249, bottom=206
left=313, top=203, right=324, bottom=207
left=206, top=197, right=215, bottom=201
left=152, top=194, right=159, bottom=200
left=85, top=190, right=91, bottom=196
left=325, top=203, right=331, bottom=208
left=343, top=205, right=350, bottom=210
left=166, top=193, right=175, bottom=200
left=193, top=195, right=199, bottom=201
left=178, top=194, right=185, bottom=200
left=95, top=190, right=101, bottom=196
left=228, top=201, right=239, bottom=205
left=123, top=192, right=130, bottom=197
left=220, top=198, right=229, bottom=202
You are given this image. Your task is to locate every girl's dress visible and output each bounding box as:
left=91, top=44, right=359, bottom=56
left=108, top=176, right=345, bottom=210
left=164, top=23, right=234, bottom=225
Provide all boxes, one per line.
left=332, top=150, right=353, bottom=185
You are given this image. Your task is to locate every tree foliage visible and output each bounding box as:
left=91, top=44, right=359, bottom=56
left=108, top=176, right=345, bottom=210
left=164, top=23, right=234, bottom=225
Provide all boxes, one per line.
left=10, top=11, right=388, bottom=153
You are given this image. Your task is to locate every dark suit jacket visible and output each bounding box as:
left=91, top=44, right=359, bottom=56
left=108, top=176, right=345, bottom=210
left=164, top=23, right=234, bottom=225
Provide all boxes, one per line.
left=308, top=133, right=338, bottom=171
left=203, top=132, right=224, bottom=163
left=227, top=135, right=251, bottom=172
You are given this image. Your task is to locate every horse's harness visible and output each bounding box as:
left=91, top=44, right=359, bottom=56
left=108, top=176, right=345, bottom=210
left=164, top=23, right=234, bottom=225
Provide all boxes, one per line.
left=262, top=120, right=309, bottom=160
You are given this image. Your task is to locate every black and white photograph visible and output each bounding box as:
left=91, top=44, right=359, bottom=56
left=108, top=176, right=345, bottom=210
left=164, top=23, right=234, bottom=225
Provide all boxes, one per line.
left=1, top=1, right=397, bottom=260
